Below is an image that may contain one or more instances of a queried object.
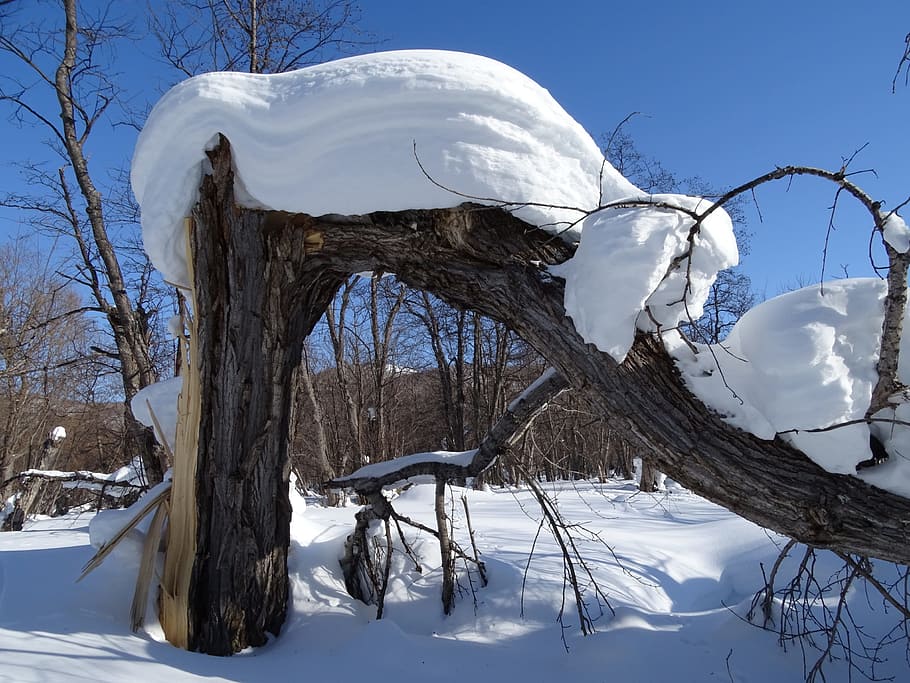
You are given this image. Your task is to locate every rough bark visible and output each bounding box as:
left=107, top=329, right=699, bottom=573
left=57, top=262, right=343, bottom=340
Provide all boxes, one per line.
left=189, top=139, right=345, bottom=654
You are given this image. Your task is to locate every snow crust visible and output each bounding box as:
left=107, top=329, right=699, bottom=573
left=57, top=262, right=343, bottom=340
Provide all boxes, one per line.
left=553, top=196, right=738, bottom=361
left=670, top=278, right=910, bottom=495
left=132, top=49, right=639, bottom=286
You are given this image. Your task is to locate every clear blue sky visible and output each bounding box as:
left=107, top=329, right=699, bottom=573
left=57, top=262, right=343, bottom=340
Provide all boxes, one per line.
left=361, top=1, right=909, bottom=295
left=1, top=0, right=907, bottom=297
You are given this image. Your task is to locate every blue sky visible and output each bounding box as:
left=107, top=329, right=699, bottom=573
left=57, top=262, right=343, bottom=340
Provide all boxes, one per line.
left=1, top=0, right=907, bottom=297
left=361, top=1, right=909, bottom=295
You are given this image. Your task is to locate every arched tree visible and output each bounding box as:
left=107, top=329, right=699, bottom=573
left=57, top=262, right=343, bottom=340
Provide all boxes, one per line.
left=154, top=136, right=910, bottom=654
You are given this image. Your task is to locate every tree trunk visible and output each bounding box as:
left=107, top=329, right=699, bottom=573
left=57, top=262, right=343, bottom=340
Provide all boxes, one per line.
left=639, top=457, right=660, bottom=493
left=188, top=138, right=344, bottom=654
left=56, top=0, right=164, bottom=486
left=298, top=347, right=335, bottom=485
left=18, top=435, right=63, bottom=516
left=435, top=478, right=455, bottom=615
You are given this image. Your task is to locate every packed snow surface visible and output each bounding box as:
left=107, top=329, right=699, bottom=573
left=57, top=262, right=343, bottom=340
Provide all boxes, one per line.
left=132, top=49, right=642, bottom=287
left=5, top=481, right=906, bottom=682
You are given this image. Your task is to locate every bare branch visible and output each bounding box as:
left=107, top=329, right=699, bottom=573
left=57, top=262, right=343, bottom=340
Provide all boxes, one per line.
left=893, top=32, right=910, bottom=93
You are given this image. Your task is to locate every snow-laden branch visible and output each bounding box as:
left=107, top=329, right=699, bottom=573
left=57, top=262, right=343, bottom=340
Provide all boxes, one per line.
left=330, top=368, right=569, bottom=615
left=328, top=367, right=569, bottom=494
left=1, top=468, right=146, bottom=492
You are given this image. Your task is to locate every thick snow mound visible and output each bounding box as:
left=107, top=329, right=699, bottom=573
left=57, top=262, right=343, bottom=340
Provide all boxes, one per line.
left=553, top=196, right=738, bottom=361
left=672, top=278, right=910, bottom=495
left=132, top=50, right=639, bottom=286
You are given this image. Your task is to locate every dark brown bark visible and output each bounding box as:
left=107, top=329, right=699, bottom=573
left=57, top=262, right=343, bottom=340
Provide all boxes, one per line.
left=189, top=138, right=345, bottom=654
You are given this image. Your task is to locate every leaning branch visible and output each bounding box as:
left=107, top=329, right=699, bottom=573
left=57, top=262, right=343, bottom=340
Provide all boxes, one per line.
left=329, top=367, right=568, bottom=614
left=1, top=469, right=146, bottom=492
left=328, top=368, right=569, bottom=495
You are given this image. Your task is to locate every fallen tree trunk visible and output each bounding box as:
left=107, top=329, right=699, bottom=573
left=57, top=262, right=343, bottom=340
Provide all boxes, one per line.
left=184, top=138, right=910, bottom=654
left=287, top=202, right=910, bottom=566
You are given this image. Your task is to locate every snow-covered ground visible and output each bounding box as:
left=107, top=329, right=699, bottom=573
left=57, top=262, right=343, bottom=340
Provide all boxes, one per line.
left=2, top=480, right=904, bottom=682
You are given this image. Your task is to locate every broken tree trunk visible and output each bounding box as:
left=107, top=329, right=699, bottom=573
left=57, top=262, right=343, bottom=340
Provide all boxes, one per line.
left=183, top=137, right=910, bottom=654
left=184, top=138, right=345, bottom=654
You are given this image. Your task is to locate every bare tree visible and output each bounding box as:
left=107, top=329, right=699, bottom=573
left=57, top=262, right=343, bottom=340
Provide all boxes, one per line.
left=405, top=292, right=469, bottom=450
left=0, top=1, right=165, bottom=484
left=151, top=0, right=373, bottom=77
left=893, top=31, right=910, bottom=92
left=0, top=239, right=95, bottom=482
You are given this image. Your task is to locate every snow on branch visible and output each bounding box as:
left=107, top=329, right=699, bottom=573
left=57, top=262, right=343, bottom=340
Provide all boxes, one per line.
left=1, top=469, right=146, bottom=492
left=328, top=368, right=569, bottom=494
left=687, top=163, right=910, bottom=418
